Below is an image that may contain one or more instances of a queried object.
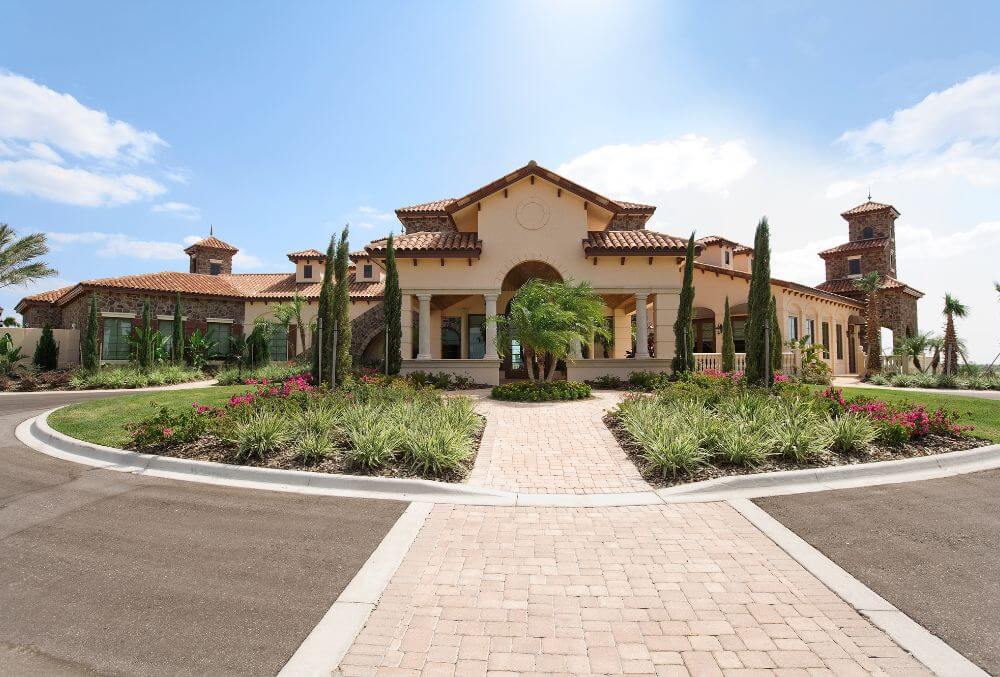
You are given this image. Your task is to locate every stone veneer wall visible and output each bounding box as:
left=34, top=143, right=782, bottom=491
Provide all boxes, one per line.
left=879, top=289, right=919, bottom=339
left=846, top=211, right=895, bottom=242
left=58, top=291, right=245, bottom=336
left=824, top=243, right=896, bottom=280
left=607, top=214, right=650, bottom=231
left=399, top=215, right=455, bottom=234
left=20, top=304, right=63, bottom=329
left=189, top=247, right=234, bottom=275
left=350, top=304, right=385, bottom=359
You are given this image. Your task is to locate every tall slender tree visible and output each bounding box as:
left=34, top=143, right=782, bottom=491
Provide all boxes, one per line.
left=313, top=235, right=337, bottom=385
left=383, top=234, right=402, bottom=374
left=172, top=293, right=184, bottom=364
left=33, top=324, right=59, bottom=371
left=853, top=272, right=884, bottom=377
left=744, top=217, right=772, bottom=386
left=721, top=296, right=735, bottom=373
left=769, top=295, right=783, bottom=374
left=942, top=293, right=968, bottom=376
left=331, top=226, right=352, bottom=384
left=82, top=293, right=99, bottom=370
left=672, top=233, right=696, bottom=373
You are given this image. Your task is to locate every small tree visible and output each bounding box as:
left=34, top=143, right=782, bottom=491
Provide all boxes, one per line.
left=132, top=298, right=155, bottom=371
left=172, top=294, right=184, bottom=364
left=769, top=295, right=782, bottom=373
left=270, top=293, right=308, bottom=357
left=853, top=272, right=884, bottom=377
left=33, top=324, right=59, bottom=371
left=383, top=234, right=402, bottom=375
left=82, top=293, right=99, bottom=370
left=721, top=296, right=735, bottom=372
left=942, top=293, right=968, bottom=376
left=672, top=233, right=696, bottom=374
left=744, top=217, right=772, bottom=386
left=332, top=226, right=352, bottom=384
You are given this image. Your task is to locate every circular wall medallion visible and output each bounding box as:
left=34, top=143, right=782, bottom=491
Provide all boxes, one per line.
left=516, top=198, right=550, bottom=230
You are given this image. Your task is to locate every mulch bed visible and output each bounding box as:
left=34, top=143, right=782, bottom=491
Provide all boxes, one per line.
left=0, top=370, right=73, bottom=392
left=604, top=412, right=986, bottom=489
left=126, top=414, right=487, bottom=483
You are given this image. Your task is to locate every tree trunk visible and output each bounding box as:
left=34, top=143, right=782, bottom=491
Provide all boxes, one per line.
left=544, top=355, right=557, bottom=381
left=944, top=314, right=959, bottom=376
left=865, top=292, right=882, bottom=376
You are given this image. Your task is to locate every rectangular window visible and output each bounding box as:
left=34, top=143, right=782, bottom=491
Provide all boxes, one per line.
left=363, top=264, right=373, bottom=278
left=467, top=315, right=486, bottom=359
left=693, top=318, right=715, bottom=353
left=836, top=324, right=844, bottom=360
left=441, top=317, right=461, bottom=359
left=159, top=319, right=174, bottom=354
left=732, top=317, right=746, bottom=353
left=209, top=262, right=222, bottom=276
left=303, top=264, right=313, bottom=279
left=724, top=250, right=731, bottom=265
left=821, top=322, right=830, bottom=359
left=848, top=258, right=861, bottom=276
left=101, top=317, right=133, bottom=361
left=206, top=322, right=232, bottom=358
left=805, top=319, right=815, bottom=345
left=268, top=328, right=288, bottom=361
left=786, top=316, right=799, bottom=341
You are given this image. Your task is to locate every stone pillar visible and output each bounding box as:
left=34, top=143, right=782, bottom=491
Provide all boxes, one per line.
left=484, top=293, right=499, bottom=360
left=655, top=292, right=679, bottom=365
left=613, top=308, right=631, bottom=358
left=400, top=294, right=413, bottom=360
left=417, top=293, right=432, bottom=360
left=634, top=292, right=650, bottom=358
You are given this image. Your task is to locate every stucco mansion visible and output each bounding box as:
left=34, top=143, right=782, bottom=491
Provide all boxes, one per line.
left=17, top=162, right=921, bottom=384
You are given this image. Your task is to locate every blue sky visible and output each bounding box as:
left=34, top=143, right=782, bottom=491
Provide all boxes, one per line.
left=2, top=1, right=999, bottom=360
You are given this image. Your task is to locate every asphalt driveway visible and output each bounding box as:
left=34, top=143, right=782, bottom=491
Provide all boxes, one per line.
left=756, top=469, right=1000, bottom=676
left=0, top=392, right=407, bottom=676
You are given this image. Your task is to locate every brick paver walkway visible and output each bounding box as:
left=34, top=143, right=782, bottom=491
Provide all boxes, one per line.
left=337, top=502, right=927, bottom=676
left=468, top=392, right=650, bottom=494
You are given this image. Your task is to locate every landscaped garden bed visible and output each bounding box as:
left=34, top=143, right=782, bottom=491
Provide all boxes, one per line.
left=491, top=380, right=591, bottom=401
left=49, top=375, right=485, bottom=481
left=608, top=373, right=986, bottom=488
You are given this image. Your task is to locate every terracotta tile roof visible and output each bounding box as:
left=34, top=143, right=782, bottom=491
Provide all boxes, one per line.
left=396, top=162, right=656, bottom=220
left=693, top=262, right=863, bottom=308
left=818, top=238, right=889, bottom=257
left=183, top=235, right=239, bottom=254
left=19, top=284, right=75, bottom=304
left=816, top=276, right=923, bottom=298
left=841, top=201, right=899, bottom=217
left=286, top=248, right=325, bottom=261
left=365, top=231, right=482, bottom=258
left=697, top=235, right=753, bottom=253
left=583, top=230, right=691, bottom=256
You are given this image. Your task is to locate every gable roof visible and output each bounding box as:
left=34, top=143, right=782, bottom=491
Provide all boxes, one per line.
left=841, top=201, right=900, bottom=218
left=183, top=235, right=239, bottom=254
left=396, top=161, right=656, bottom=222
left=286, top=248, right=326, bottom=261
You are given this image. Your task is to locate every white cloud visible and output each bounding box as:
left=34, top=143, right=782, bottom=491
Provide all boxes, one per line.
left=772, top=235, right=844, bottom=286
left=557, top=135, right=757, bottom=200
left=897, top=221, right=1000, bottom=261
left=233, top=251, right=264, bottom=271
left=152, top=201, right=201, bottom=220
left=357, top=205, right=393, bottom=221
left=0, top=70, right=170, bottom=207
left=47, top=231, right=184, bottom=260
left=0, top=70, right=164, bottom=160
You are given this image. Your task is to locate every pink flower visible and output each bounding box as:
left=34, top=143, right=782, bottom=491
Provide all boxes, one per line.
left=163, top=428, right=173, bottom=437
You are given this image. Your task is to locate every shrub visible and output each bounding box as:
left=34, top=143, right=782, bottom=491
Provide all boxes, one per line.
left=406, top=370, right=477, bottom=390
left=588, top=374, right=624, bottom=389
left=129, top=403, right=222, bottom=447
left=824, top=412, right=878, bottom=454
left=402, top=425, right=473, bottom=475
left=768, top=398, right=833, bottom=463
left=616, top=397, right=710, bottom=477
left=713, top=416, right=773, bottom=468
left=888, top=374, right=911, bottom=387
left=935, top=373, right=959, bottom=389
left=339, top=406, right=403, bottom=469
left=33, top=325, right=59, bottom=371
left=69, top=365, right=204, bottom=390
left=491, top=380, right=591, bottom=401
left=295, top=432, right=335, bottom=463
left=628, top=370, right=671, bottom=391
left=226, top=409, right=291, bottom=460
left=215, top=362, right=310, bottom=386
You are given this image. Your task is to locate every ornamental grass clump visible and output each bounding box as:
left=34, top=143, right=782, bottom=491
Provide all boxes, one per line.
left=339, top=406, right=405, bottom=470
left=768, top=397, right=834, bottom=463
left=227, top=409, right=291, bottom=460
left=616, top=396, right=711, bottom=477
left=824, top=413, right=878, bottom=454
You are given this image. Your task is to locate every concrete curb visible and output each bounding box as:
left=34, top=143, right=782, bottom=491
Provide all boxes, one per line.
left=19, top=408, right=1000, bottom=506
left=730, top=498, right=989, bottom=677
left=278, top=501, right=433, bottom=677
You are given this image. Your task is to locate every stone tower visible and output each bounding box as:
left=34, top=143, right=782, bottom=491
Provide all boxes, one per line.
left=817, top=201, right=922, bottom=340
left=184, top=235, right=239, bottom=275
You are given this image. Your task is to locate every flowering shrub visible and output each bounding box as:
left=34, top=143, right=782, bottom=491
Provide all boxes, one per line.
left=128, top=402, right=222, bottom=447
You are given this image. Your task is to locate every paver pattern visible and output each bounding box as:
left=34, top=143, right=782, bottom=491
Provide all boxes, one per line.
left=337, top=502, right=927, bottom=676
left=469, top=392, right=650, bottom=494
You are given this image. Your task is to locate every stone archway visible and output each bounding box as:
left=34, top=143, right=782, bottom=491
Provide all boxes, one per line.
left=499, top=261, right=564, bottom=379
left=350, top=304, right=384, bottom=360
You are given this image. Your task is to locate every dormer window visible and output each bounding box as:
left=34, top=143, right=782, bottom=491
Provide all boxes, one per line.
left=304, top=264, right=313, bottom=279
left=724, top=250, right=731, bottom=265
left=363, top=264, right=373, bottom=279
left=209, top=261, right=222, bottom=276
left=862, top=226, right=874, bottom=240
left=848, top=257, right=861, bottom=276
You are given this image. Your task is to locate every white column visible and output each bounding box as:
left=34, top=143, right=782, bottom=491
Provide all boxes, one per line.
left=484, top=293, right=499, bottom=360
left=417, top=293, right=432, bottom=360
left=634, top=292, right=650, bottom=358
left=400, top=294, right=413, bottom=360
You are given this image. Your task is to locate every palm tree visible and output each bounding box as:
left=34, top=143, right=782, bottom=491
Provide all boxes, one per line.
left=852, top=272, right=884, bottom=377
left=493, top=279, right=610, bottom=381
left=942, top=293, right=968, bottom=376
left=270, top=293, right=309, bottom=356
left=896, top=332, right=931, bottom=372
left=0, top=224, right=57, bottom=289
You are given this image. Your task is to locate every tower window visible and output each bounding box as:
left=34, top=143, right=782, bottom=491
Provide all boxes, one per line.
left=209, top=262, right=222, bottom=276
left=862, top=226, right=875, bottom=239
left=848, top=258, right=861, bottom=276
left=363, top=264, right=373, bottom=278
left=303, top=264, right=313, bottom=279
left=189, top=258, right=196, bottom=273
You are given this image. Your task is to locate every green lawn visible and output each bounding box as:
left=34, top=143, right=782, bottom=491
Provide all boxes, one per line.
left=48, top=386, right=248, bottom=448
left=818, top=385, right=1000, bottom=443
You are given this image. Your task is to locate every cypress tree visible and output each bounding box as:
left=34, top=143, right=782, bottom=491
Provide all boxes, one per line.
left=721, top=296, right=735, bottom=373
left=314, top=235, right=337, bottom=386
left=33, top=324, right=59, bottom=371
left=82, top=293, right=99, bottom=370
left=769, top=295, right=783, bottom=374
left=671, top=233, right=697, bottom=374
left=137, top=298, right=153, bottom=370
left=383, top=234, right=402, bottom=375
left=744, top=217, right=772, bottom=386
left=332, top=226, right=352, bottom=383
left=172, top=294, right=184, bottom=364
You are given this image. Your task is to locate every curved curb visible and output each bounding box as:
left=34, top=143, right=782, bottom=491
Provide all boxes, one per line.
left=18, top=407, right=1000, bottom=506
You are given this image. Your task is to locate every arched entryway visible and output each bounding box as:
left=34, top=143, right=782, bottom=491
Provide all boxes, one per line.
left=692, top=307, right=716, bottom=353
left=500, top=261, right=563, bottom=380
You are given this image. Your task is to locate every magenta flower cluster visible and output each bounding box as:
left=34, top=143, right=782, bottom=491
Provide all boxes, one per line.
left=699, top=369, right=790, bottom=383
left=227, top=374, right=315, bottom=408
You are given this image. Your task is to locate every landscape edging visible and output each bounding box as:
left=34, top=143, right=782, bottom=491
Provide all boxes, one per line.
left=19, top=407, right=1000, bottom=506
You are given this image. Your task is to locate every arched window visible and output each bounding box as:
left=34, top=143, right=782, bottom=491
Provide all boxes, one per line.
left=862, top=226, right=875, bottom=239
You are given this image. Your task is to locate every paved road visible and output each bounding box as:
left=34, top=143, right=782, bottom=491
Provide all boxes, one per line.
left=0, top=392, right=407, bottom=676
left=756, top=469, right=1000, bottom=676
left=830, top=378, right=1000, bottom=400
